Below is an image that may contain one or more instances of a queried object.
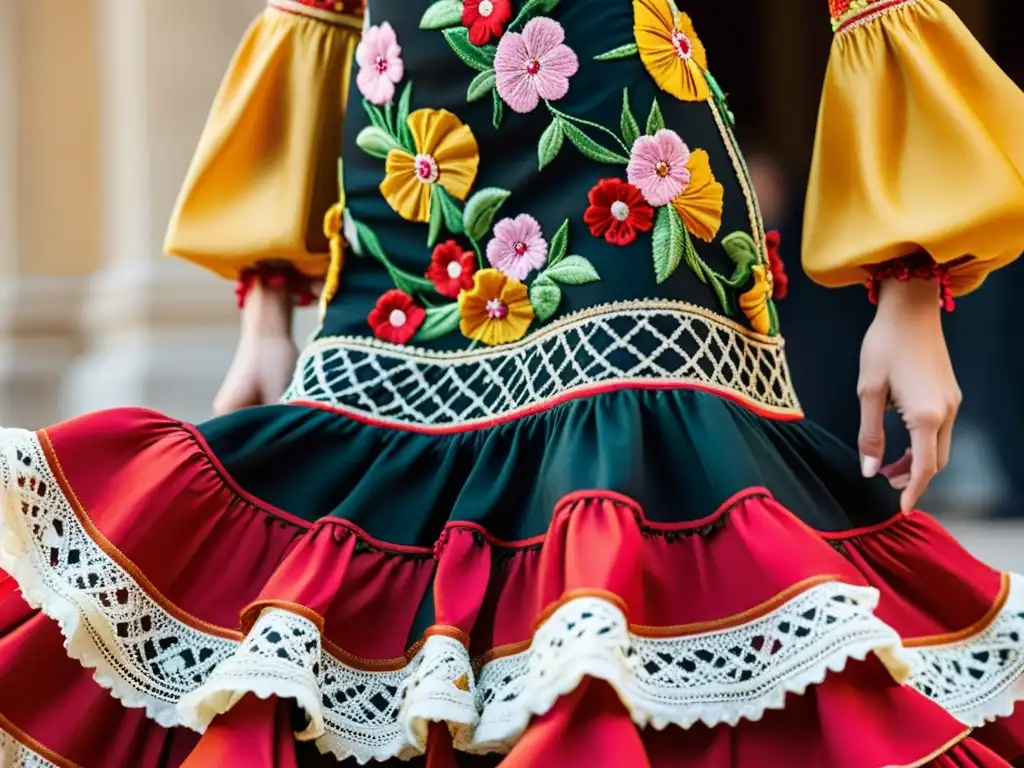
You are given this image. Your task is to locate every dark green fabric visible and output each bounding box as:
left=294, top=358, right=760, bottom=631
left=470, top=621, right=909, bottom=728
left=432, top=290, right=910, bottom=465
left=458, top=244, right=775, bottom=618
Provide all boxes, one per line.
left=198, top=390, right=899, bottom=547
left=321, top=0, right=762, bottom=347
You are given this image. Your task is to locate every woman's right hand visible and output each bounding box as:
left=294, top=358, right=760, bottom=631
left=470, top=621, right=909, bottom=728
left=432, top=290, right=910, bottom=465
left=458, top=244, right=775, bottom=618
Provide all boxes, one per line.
left=213, top=282, right=298, bottom=415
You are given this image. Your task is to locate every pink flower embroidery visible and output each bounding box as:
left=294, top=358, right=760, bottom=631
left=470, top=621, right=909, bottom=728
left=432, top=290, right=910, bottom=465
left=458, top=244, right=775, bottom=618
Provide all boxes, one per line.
left=486, top=214, right=548, bottom=281
left=493, top=17, right=579, bottom=114
left=356, top=22, right=404, bottom=105
left=626, top=129, right=692, bottom=208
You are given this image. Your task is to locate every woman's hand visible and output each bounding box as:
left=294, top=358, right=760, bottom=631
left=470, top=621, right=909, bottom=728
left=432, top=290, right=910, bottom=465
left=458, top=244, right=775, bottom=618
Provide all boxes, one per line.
left=857, top=278, right=961, bottom=512
left=213, top=282, right=298, bottom=415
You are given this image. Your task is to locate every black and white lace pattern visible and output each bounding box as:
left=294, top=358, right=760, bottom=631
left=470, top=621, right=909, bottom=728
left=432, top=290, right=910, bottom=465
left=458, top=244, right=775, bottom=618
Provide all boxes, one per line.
left=0, top=733, right=59, bottom=768
left=282, top=300, right=803, bottom=428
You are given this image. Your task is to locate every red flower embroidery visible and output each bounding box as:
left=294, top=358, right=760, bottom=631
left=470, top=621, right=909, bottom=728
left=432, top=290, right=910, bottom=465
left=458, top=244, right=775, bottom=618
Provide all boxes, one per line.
left=426, top=240, right=477, bottom=298
left=828, top=0, right=852, bottom=19
left=368, top=290, right=425, bottom=344
left=462, top=0, right=512, bottom=46
left=765, top=230, right=788, bottom=300
left=583, top=178, right=655, bottom=247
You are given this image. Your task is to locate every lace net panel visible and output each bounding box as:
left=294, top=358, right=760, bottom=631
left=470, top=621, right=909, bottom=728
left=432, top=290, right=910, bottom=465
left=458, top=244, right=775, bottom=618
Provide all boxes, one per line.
left=283, top=302, right=802, bottom=427
left=0, top=734, right=59, bottom=768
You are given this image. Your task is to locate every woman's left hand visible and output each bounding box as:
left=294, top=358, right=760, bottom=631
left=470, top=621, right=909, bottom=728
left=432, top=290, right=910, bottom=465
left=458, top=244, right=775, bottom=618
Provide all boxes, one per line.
left=857, top=277, right=962, bottom=512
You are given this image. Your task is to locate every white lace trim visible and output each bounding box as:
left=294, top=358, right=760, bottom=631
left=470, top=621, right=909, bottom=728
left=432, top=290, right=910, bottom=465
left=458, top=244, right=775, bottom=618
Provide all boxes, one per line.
left=4, top=426, right=1024, bottom=764
left=0, top=733, right=58, bottom=768
left=283, top=300, right=803, bottom=428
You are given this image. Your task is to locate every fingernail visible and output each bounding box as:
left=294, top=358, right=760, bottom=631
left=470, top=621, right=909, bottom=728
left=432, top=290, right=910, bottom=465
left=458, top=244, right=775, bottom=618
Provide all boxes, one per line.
left=861, top=456, right=881, bottom=478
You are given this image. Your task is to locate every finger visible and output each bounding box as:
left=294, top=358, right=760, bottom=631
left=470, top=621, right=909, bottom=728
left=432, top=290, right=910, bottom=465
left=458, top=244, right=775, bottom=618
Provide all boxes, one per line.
left=902, top=420, right=941, bottom=513
left=936, top=394, right=960, bottom=471
left=857, top=381, right=889, bottom=477
left=880, top=450, right=912, bottom=480
left=888, top=474, right=911, bottom=491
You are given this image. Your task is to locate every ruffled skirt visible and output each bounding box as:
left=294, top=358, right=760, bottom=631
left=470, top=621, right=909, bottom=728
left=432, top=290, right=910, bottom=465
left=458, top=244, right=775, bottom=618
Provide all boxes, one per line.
left=2, top=388, right=1024, bottom=767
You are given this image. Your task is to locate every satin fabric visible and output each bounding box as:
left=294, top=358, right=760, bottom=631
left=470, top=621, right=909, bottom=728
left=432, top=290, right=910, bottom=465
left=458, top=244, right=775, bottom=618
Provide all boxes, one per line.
left=803, top=0, right=1024, bottom=295
left=164, top=8, right=360, bottom=280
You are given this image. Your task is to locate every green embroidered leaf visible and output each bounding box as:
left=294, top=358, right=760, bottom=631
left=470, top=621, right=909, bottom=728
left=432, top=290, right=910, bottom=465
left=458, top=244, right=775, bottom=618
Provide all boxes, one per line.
left=353, top=217, right=434, bottom=295
left=704, top=70, right=735, bottom=126
left=463, top=187, right=511, bottom=241
left=467, top=70, right=496, bottom=103
left=436, top=186, right=465, bottom=235
left=355, top=126, right=399, bottom=159
left=646, top=98, right=665, bottom=135
left=594, top=43, right=639, bottom=61
left=620, top=89, right=640, bottom=147
left=538, top=119, right=564, bottom=171
left=392, top=268, right=437, bottom=296
left=652, top=206, right=684, bottom=283
left=544, top=255, right=600, bottom=285
left=492, top=88, right=505, bottom=129
left=427, top=186, right=445, bottom=247
left=442, top=28, right=496, bottom=72
left=419, top=0, right=463, bottom=29
left=547, top=219, right=570, bottom=267
left=529, top=276, right=562, bottom=322
left=353, top=220, right=388, bottom=265
left=362, top=100, right=390, bottom=135
left=413, top=302, right=462, bottom=341
left=560, top=121, right=630, bottom=165
left=509, top=0, right=553, bottom=29
left=721, top=231, right=759, bottom=268
left=767, top=300, right=780, bottom=337
left=384, top=100, right=395, bottom=136
left=395, top=83, right=415, bottom=152
left=539, top=0, right=561, bottom=9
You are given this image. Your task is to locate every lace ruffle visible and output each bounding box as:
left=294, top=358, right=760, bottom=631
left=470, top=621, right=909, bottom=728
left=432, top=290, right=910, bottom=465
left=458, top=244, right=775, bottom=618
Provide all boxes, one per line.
left=0, top=734, right=58, bottom=768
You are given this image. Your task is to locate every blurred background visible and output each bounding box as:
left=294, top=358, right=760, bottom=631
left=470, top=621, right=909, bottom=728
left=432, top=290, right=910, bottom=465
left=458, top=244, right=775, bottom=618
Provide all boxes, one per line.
left=1, top=0, right=1022, bottom=563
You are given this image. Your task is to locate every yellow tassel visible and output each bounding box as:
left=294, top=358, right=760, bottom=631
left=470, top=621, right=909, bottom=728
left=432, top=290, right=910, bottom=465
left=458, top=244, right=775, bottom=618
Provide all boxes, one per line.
left=319, top=202, right=345, bottom=323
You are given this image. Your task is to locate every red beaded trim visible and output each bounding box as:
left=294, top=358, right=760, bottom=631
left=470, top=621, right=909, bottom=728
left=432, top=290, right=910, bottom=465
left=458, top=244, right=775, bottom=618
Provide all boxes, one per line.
left=831, top=0, right=915, bottom=33
left=236, top=264, right=318, bottom=309
left=267, top=0, right=364, bottom=26
left=864, top=253, right=954, bottom=311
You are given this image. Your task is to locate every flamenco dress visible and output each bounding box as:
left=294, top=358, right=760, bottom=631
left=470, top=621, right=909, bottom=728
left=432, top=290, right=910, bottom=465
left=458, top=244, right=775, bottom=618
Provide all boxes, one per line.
left=4, top=0, right=1024, bottom=765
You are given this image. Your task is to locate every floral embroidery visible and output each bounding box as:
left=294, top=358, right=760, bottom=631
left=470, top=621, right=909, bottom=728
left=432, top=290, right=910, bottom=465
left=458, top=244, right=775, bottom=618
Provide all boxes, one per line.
left=487, top=214, right=548, bottom=280
left=380, top=109, right=480, bottom=223
left=627, top=129, right=692, bottom=207
left=356, top=22, right=405, bottom=105
left=671, top=149, right=724, bottom=243
left=493, top=17, right=579, bottom=114
left=462, top=0, right=512, bottom=46
left=459, top=269, right=534, bottom=345
left=428, top=240, right=477, bottom=297
left=738, top=266, right=774, bottom=336
left=526, top=220, right=600, bottom=321
left=632, top=0, right=710, bottom=102
left=765, top=231, right=788, bottom=300
left=368, top=290, right=426, bottom=344
left=584, top=179, right=654, bottom=247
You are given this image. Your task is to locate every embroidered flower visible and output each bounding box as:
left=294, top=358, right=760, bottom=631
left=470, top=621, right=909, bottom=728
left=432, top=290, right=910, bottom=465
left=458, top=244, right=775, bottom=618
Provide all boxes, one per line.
left=583, top=179, right=654, bottom=246
left=356, top=22, right=404, bottom=105
left=380, top=109, right=480, bottom=223
left=368, top=290, right=425, bottom=344
left=739, top=265, right=773, bottom=335
left=829, top=0, right=853, bottom=19
left=493, top=17, right=579, bottom=113
left=486, top=214, right=547, bottom=281
left=427, top=240, right=477, bottom=298
left=462, top=0, right=512, bottom=46
left=459, top=268, right=534, bottom=346
left=765, top=230, right=788, bottom=299
left=627, top=129, right=691, bottom=208
left=670, top=149, right=724, bottom=242
left=633, top=0, right=710, bottom=102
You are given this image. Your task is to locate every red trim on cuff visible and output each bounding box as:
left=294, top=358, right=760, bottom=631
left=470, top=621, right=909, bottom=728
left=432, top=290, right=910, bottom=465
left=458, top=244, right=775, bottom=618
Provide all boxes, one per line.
left=236, top=264, right=318, bottom=309
left=865, top=253, right=955, bottom=312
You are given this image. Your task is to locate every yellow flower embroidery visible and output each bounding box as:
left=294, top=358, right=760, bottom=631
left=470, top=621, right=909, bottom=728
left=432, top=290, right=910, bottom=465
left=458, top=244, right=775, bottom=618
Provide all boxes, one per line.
left=671, top=149, right=723, bottom=242
left=458, top=268, right=534, bottom=346
left=739, top=265, right=773, bottom=335
left=380, top=109, right=480, bottom=223
left=633, top=0, right=710, bottom=102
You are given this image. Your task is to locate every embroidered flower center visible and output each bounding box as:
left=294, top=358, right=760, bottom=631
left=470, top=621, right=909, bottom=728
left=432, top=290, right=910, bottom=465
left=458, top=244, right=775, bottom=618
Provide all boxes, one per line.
left=375, top=54, right=389, bottom=74
left=526, top=59, right=540, bottom=75
left=388, top=309, right=407, bottom=327
left=486, top=298, right=508, bottom=319
left=478, top=0, right=495, bottom=17
left=446, top=260, right=464, bottom=279
left=671, top=30, right=692, bottom=60
left=414, top=154, right=440, bottom=184
left=513, top=241, right=528, bottom=256
left=655, top=161, right=670, bottom=178
left=610, top=200, right=630, bottom=221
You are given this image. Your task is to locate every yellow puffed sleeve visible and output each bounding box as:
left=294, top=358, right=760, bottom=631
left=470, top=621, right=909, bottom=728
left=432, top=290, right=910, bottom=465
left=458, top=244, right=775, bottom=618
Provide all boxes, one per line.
left=164, top=1, right=363, bottom=281
left=803, top=0, right=1024, bottom=295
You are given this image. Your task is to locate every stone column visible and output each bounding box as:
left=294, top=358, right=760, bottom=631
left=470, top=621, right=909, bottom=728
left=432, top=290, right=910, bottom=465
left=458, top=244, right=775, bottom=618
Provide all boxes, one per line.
left=61, top=0, right=264, bottom=424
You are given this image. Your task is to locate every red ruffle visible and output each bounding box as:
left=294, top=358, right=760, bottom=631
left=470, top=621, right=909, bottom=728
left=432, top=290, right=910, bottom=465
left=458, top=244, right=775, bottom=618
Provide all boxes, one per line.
left=1, top=409, right=1022, bottom=766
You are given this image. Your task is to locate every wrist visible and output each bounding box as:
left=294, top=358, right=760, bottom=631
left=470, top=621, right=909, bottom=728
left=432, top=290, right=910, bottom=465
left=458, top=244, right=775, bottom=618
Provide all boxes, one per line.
left=865, top=253, right=954, bottom=313
left=241, top=281, right=293, bottom=338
